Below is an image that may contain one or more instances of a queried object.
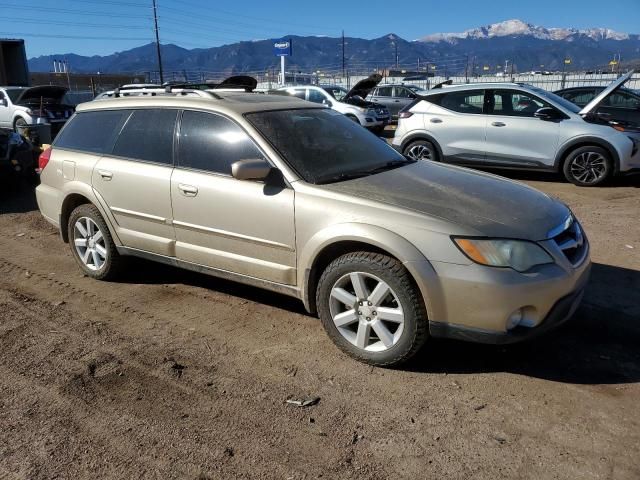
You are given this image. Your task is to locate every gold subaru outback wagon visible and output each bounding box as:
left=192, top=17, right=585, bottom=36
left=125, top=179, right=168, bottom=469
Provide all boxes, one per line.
left=36, top=90, right=590, bottom=366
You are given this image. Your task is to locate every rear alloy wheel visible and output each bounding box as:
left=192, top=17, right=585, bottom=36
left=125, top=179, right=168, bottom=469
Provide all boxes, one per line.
left=563, top=146, right=612, bottom=187
left=404, top=140, right=438, bottom=162
left=316, top=252, right=428, bottom=367
left=68, top=204, right=122, bottom=280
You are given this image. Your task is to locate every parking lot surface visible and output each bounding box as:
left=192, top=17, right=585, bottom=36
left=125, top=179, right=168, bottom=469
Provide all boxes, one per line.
left=1, top=167, right=639, bottom=479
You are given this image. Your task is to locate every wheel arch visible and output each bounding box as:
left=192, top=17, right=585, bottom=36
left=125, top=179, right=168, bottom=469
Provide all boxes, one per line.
left=59, top=184, right=119, bottom=245
left=299, top=224, right=442, bottom=321
left=554, top=136, right=621, bottom=174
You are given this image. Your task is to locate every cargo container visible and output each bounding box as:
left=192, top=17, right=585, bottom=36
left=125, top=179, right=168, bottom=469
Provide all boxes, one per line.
left=0, top=39, right=29, bottom=87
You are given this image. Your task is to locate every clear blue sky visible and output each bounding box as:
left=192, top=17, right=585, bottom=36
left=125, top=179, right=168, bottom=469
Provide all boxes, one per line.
left=2, top=0, right=639, bottom=58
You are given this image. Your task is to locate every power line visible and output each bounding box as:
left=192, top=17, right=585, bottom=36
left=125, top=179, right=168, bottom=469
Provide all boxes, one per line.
left=0, top=31, right=151, bottom=41
left=0, top=3, right=151, bottom=18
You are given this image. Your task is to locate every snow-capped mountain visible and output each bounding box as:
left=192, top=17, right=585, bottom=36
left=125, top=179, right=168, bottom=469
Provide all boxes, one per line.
left=419, top=19, right=631, bottom=43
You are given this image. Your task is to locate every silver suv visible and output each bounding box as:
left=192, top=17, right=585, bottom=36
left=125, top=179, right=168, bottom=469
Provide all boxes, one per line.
left=393, top=73, right=640, bottom=186
left=36, top=90, right=590, bottom=366
left=276, top=74, right=390, bottom=133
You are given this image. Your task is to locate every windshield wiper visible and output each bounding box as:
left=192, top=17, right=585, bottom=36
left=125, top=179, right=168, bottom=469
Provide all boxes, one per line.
left=315, top=159, right=415, bottom=185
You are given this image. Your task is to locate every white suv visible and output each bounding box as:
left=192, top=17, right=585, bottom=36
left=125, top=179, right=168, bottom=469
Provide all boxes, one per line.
left=392, top=73, right=639, bottom=186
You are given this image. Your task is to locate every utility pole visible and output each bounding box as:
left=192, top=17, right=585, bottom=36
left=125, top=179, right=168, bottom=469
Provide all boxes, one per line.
left=465, top=55, right=469, bottom=83
left=395, top=42, right=399, bottom=69
left=342, top=30, right=345, bottom=79
left=152, top=0, right=164, bottom=84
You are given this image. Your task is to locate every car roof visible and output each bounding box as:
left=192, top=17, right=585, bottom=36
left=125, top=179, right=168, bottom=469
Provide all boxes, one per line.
left=422, top=82, right=525, bottom=95
left=76, top=91, right=320, bottom=116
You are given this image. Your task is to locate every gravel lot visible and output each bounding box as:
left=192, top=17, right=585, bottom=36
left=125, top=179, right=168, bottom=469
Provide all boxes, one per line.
left=0, top=164, right=639, bottom=479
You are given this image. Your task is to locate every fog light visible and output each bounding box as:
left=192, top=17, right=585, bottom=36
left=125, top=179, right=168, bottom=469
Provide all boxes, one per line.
left=507, top=309, right=524, bottom=330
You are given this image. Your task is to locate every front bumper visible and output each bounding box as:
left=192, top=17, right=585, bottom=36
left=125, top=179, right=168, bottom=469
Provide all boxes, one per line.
left=430, top=286, right=586, bottom=344
left=413, top=246, right=591, bottom=344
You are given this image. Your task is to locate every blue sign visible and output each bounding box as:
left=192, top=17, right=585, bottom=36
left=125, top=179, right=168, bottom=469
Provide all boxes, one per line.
left=273, top=38, right=292, bottom=57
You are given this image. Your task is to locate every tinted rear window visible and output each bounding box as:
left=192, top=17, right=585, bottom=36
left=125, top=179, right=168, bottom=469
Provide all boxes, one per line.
left=54, top=110, right=130, bottom=154
left=112, top=109, right=177, bottom=164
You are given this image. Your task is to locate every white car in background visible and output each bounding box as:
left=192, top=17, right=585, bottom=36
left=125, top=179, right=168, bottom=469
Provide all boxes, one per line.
left=275, top=74, right=390, bottom=133
left=392, top=72, right=639, bottom=186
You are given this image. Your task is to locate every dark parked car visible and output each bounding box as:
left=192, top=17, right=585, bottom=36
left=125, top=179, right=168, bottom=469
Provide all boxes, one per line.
left=555, top=84, right=640, bottom=130
left=368, top=84, right=427, bottom=119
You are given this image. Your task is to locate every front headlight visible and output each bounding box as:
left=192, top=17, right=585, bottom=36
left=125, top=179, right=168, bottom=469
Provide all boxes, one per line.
left=453, top=238, right=553, bottom=272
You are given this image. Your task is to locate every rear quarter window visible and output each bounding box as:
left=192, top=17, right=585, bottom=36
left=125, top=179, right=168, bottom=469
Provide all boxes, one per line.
left=54, top=110, right=131, bottom=154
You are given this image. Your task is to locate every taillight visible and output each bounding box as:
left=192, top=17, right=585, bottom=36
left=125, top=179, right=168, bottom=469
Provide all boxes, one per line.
left=37, top=147, right=52, bottom=173
left=398, top=111, right=414, bottom=119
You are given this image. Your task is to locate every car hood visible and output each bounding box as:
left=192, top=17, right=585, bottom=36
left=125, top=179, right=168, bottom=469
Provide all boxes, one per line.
left=321, top=161, right=570, bottom=240
left=579, top=70, right=634, bottom=115
left=345, top=73, right=383, bottom=100
left=15, top=86, right=68, bottom=104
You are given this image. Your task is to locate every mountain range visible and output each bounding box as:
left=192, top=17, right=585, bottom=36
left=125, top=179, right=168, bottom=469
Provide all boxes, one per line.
left=27, top=19, right=640, bottom=76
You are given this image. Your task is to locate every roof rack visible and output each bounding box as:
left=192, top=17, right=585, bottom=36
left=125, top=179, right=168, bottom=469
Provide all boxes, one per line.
left=108, top=86, right=222, bottom=100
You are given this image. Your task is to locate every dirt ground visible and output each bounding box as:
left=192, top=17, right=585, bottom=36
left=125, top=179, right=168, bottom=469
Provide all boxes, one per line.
left=0, top=163, right=639, bottom=479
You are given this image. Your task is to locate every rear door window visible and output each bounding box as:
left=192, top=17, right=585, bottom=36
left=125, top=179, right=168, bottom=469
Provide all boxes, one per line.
left=394, top=87, right=414, bottom=98
left=432, top=90, right=485, bottom=114
left=177, top=110, right=264, bottom=175
left=112, top=109, right=178, bottom=165
left=561, top=89, right=596, bottom=107
left=54, top=110, right=131, bottom=154
left=376, top=86, right=393, bottom=97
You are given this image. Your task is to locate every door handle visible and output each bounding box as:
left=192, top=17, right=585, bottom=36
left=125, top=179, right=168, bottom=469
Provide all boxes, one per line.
left=394, top=100, right=401, bottom=103
left=98, top=170, right=113, bottom=180
left=178, top=184, right=198, bottom=197
left=491, top=121, right=506, bottom=127
left=430, top=118, right=443, bottom=123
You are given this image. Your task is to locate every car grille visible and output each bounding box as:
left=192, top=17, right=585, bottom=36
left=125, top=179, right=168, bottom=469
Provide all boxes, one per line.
left=375, top=107, right=388, bottom=116
left=551, top=217, right=587, bottom=266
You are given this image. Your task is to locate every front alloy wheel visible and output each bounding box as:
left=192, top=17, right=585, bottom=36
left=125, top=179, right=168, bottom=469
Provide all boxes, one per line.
left=316, top=251, right=428, bottom=367
left=563, top=146, right=612, bottom=187
left=330, top=272, right=405, bottom=352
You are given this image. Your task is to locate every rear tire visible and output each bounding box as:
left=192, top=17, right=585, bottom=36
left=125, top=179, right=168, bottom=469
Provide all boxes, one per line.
left=562, top=146, right=612, bottom=187
left=403, top=139, right=439, bottom=162
left=316, top=251, right=428, bottom=367
left=67, top=204, right=122, bottom=280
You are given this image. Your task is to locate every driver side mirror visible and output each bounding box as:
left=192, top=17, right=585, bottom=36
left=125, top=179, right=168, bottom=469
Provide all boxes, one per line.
left=322, top=99, right=332, bottom=107
left=534, top=107, right=562, bottom=120
left=231, top=158, right=273, bottom=181
left=0, top=97, right=7, bottom=107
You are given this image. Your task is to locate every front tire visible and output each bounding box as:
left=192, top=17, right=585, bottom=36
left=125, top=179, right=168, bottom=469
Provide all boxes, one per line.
left=13, top=117, right=27, bottom=133
left=316, top=252, right=428, bottom=367
left=67, top=204, right=122, bottom=280
left=562, top=146, right=612, bottom=187
left=403, top=139, right=439, bottom=162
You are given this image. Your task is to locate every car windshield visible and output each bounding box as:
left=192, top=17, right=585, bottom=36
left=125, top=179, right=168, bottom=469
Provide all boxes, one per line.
left=246, top=108, right=411, bottom=184
left=4, top=88, right=23, bottom=103
left=322, top=86, right=348, bottom=102
left=530, top=87, right=581, bottom=113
